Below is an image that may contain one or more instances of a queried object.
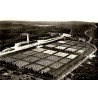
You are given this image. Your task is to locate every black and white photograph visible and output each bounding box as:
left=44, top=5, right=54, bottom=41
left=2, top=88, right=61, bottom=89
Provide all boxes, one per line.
left=0, top=0, right=98, bottom=97
left=0, top=21, right=98, bottom=80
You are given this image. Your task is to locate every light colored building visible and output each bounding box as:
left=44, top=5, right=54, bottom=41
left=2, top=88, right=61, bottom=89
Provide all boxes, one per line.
left=61, top=33, right=71, bottom=37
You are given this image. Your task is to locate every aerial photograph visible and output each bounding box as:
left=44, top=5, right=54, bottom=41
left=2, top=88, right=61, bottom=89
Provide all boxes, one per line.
left=0, top=21, right=98, bottom=80
left=0, top=1, right=98, bottom=98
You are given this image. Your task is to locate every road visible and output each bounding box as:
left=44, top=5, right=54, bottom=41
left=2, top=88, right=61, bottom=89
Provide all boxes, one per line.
left=56, top=25, right=98, bottom=79
left=85, top=24, right=97, bottom=53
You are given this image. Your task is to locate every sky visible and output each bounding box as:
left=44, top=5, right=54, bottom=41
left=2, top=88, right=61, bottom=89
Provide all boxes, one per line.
left=0, top=0, right=98, bottom=22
